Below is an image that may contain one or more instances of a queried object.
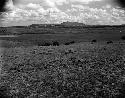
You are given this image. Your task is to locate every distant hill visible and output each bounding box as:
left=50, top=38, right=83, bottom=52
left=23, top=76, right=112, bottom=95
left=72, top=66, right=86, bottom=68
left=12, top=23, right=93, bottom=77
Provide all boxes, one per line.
left=1, top=22, right=125, bottom=28
left=61, top=21, right=86, bottom=26
left=0, top=22, right=125, bottom=35
left=28, top=22, right=125, bottom=28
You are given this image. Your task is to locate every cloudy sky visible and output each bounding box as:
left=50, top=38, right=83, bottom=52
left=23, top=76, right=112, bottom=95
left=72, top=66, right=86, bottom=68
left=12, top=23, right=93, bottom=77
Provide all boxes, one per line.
left=1, top=0, right=125, bottom=26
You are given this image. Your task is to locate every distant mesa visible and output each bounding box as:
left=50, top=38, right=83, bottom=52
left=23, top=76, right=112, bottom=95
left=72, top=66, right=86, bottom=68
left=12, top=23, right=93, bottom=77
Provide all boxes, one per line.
left=29, top=21, right=86, bottom=28
left=61, top=21, right=86, bottom=26
left=29, top=24, right=53, bottom=28
left=1, top=21, right=125, bottom=28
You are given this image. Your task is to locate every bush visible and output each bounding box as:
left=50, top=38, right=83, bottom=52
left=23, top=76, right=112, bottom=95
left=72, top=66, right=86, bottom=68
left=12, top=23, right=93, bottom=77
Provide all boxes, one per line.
left=121, top=36, right=125, bottom=40
left=91, top=40, right=97, bottom=44
left=36, top=41, right=43, bottom=46
left=65, top=41, right=75, bottom=45
left=65, top=42, right=70, bottom=45
left=43, top=42, right=51, bottom=46
left=0, top=85, right=10, bottom=98
left=107, top=41, right=113, bottom=44
left=116, top=83, right=125, bottom=98
left=70, top=41, right=75, bottom=44
left=52, top=41, right=59, bottom=46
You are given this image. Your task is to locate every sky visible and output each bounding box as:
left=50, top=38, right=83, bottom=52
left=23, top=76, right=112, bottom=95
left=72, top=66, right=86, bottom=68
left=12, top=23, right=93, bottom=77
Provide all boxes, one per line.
left=1, top=0, right=125, bottom=26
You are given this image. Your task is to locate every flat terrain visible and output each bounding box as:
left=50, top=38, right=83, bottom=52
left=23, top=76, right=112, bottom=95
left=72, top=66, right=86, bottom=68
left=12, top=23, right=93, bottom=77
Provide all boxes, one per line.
left=0, top=32, right=125, bottom=48
left=0, top=25, right=125, bottom=47
left=0, top=42, right=125, bottom=98
left=0, top=25, right=125, bottom=97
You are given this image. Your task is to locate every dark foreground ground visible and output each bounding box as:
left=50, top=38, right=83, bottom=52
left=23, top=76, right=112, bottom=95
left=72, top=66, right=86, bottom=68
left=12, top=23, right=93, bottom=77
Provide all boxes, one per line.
left=0, top=41, right=125, bottom=98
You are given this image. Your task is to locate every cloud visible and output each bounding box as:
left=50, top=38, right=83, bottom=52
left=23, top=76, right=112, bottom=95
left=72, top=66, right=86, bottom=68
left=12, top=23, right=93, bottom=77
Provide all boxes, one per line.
left=69, top=5, right=125, bottom=25
left=26, top=3, right=42, bottom=9
left=46, top=0, right=56, bottom=7
left=1, top=0, right=125, bottom=26
left=14, top=3, right=42, bottom=10
left=71, top=0, right=103, bottom=4
left=43, top=0, right=103, bottom=7
left=2, top=4, right=62, bottom=23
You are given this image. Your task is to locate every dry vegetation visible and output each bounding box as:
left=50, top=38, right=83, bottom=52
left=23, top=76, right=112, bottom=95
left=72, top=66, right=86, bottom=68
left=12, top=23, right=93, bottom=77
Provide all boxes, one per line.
left=0, top=42, right=125, bottom=98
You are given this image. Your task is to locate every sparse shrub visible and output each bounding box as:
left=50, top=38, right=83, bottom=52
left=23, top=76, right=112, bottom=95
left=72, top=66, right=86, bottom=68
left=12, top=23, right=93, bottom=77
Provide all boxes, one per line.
left=121, top=36, right=125, bottom=40
left=107, top=41, right=113, bottom=44
left=65, top=48, right=75, bottom=54
left=43, top=42, right=51, bottom=46
left=70, top=41, right=75, bottom=44
left=2, top=41, right=125, bottom=98
left=65, top=42, right=70, bottom=45
left=36, top=41, right=43, bottom=46
left=116, top=83, right=125, bottom=98
left=91, top=39, right=97, bottom=44
left=0, top=85, right=10, bottom=98
left=52, top=41, right=59, bottom=46
left=65, top=41, right=75, bottom=45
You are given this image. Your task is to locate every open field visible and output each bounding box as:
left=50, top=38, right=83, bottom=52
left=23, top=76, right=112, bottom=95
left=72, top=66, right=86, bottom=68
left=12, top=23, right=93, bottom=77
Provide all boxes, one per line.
left=0, top=25, right=125, bottom=47
left=0, top=32, right=125, bottom=48
left=0, top=25, right=125, bottom=48
left=0, top=42, right=125, bottom=98
left=1, top=25, right=125, bottom=97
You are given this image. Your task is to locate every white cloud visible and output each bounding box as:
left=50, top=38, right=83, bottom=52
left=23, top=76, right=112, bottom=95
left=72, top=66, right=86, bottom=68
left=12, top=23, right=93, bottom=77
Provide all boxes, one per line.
left=26, top=3, right=42, bottom=9
left=43, top=0, right=103, bottom=7
left=71, top=4, right=85, bottom=9
left=71, top=0, right=102, bottom=4
left=14, top=3, right=42, bottom=10
left=65, top=5, right=125, bottom=25
left=2, top=0, right=125, bottom=26
left=46, top=0, right=56, bottom=7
